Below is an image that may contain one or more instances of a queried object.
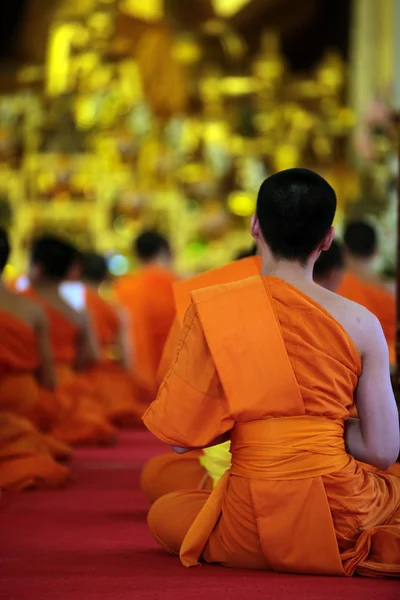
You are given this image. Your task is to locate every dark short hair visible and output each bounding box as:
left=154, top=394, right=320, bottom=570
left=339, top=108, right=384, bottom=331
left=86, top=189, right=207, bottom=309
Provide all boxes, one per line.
left=134, top=230, right=170, bottom=262
left=31, top=235, right=79, bottom=280
left=82, top=252, right=108, bottom=283
left=313, top=240, right=344, bottom=279
left=256, top=168, right=337, bottom=263
left=234, top=243, right=258, bottom=261
left=0, top=228, right=10, bottom=272
left=343, top=220, right=377, bottom=258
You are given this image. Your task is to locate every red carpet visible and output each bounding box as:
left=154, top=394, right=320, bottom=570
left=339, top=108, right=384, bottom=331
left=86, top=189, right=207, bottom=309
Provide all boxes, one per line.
left=1, top=431, right=399, bottom=600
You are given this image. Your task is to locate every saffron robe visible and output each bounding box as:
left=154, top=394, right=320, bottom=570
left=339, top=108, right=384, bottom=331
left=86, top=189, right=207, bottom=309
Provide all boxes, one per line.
left=144, top=276, right=400, bottom=576
left=142, top=256, right=261, bottom=502
left=0, top=311, right=69, bottom=491
left=85, top=288, right=145, bottom=426
left=23, top=290, right=115, bottom=447
left=114, top=265, right=177, bottom=400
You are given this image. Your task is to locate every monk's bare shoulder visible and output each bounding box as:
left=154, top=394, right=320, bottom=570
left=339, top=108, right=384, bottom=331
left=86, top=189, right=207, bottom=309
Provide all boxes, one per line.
left=0, top=289, right=47, bottom=329
left=310, top=283, right=378, bottom=357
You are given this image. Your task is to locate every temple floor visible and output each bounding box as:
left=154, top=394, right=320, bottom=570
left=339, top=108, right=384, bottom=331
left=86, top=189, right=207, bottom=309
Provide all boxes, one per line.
left=1, top=430, right=399, bottom=600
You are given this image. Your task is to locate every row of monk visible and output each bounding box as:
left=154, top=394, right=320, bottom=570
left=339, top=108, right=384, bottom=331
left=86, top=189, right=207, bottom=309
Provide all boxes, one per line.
left=1, top=167, right=399, bottom=576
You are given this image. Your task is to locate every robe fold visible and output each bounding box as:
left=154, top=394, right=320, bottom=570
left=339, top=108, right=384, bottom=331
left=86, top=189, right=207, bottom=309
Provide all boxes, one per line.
left=338, top=272, right=396, bottom=364
left=144, top=276, right=400, bottom=576
left=0, top=311, right=69, bottom=491
left=114, top=265, right=177, bottom=399
left=85, top=288, right=145, bottom=426
left=23, top=290, right=115, bottom=447
left=142, top=257, right=261, bottom=502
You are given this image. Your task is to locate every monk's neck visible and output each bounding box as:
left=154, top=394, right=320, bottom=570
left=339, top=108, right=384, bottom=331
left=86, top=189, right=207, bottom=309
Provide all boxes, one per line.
left=140, top=257, right=171, bottom=271
left=260, top=259, right=314, bottom=285
left=345, top=257, right=375, bottom=280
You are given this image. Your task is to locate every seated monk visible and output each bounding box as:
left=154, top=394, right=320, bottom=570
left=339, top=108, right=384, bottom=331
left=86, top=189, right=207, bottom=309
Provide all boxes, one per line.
left=143, top=168, right=400, bottom=576
left=82, top=252, right=146, bottom=426
left=23, top=236, right=115, bottom=446
left=141, top=249, right=261, bottom=503
left=114, top=230, right=177, bottom=402
left=0, top=229, right=69, bottom=491
left=338, top=221, right=396, bottom=364
left=143, top=239, right=399, bottom=503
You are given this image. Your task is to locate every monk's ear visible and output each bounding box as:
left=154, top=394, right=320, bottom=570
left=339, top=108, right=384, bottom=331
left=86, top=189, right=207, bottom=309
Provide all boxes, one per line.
left=320, top=226, right=335, bottom=251
left=251, top=215, right=261, bottom=240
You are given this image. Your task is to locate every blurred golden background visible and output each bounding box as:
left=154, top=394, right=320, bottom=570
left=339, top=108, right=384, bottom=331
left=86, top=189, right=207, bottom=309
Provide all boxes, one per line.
left=0, top=0, right=398, bottom=279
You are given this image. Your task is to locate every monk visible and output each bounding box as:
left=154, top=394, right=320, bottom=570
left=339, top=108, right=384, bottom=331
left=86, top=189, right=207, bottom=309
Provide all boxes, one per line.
left=141, top=251, right=261, bottom=503
left=82, top=252, right=146, bottom=426
left=114, top=230, right=177, bottom=401
left=23, top=236, right=115, bottom=446
left=143, top=238, right=400, bottom=503
left=144, top=168, right=400, bottom=576
left=0, top=229, right=69, bottom=490
left=338, top=221, right=396, bottom=364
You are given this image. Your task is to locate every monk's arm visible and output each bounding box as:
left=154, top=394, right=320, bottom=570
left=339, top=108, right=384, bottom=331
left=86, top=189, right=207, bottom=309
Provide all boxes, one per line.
left=115, top=307, right=133, bottom=370
left=76, top=310, right=100, bottom=370
left=345, top=314, right=400, bottom=470
left=34, top=307, right=56, bottom=390
left=143, top=303, right=234, bottom=449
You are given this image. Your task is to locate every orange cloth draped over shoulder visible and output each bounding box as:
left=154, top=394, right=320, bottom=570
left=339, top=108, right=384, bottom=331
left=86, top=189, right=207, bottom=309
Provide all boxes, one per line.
left=0, top=310, right=69, bottom=490
left=22, top=289, right=115, bottom=447
left=157, top=256, right=262, bottom=384
left=142, top=256, right=261, bottom=503
left=338, top=272, right=396, bottom=364
left=144, top=276, right=400, bottom=576
left=85, top=287, right=145, bottom=426
left=114, top=265, right=177, bottom=401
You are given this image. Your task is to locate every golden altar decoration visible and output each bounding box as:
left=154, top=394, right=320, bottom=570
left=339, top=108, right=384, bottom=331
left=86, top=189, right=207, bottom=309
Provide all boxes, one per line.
left=0, top=0, right=382, bottom=278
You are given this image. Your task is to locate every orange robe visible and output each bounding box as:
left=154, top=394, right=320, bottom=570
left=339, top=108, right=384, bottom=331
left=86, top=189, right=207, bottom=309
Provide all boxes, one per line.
left=114, top=265, right=177, bottom=401
left=142, top=256, right=262, bottom=502
left=23, top=290, right=115, bottom=447
left=85, top=287, right=145, bottom=426
left=338, top=272, right=396, bottom=364
left=144, top=276, right=400, bottom=576
left=158, top=255, right=262, bottom=385
left=0, top=311, right=69, bottom=491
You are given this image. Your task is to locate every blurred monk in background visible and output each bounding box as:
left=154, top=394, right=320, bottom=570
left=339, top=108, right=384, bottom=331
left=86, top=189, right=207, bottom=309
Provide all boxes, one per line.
left=114, top=230, right=177, bottom=401
left=338, top=221, right=396, bottom=364
left=313, top=239, right=345, bottom=291
left=144, top=168, right=400, bottom=576
left=82, top=252, right=146, bottom=426
left=0, top=229, right=69, bottom=491
left=234, top=243, right=258, bottom=261
left=141, top=245, right=261, bottom=503
left=22, top=236, right=115, bottom=446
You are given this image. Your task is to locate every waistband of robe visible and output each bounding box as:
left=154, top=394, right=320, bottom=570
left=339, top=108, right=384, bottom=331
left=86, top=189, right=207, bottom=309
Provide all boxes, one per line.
left=230, top=416, right=350, bottom=480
